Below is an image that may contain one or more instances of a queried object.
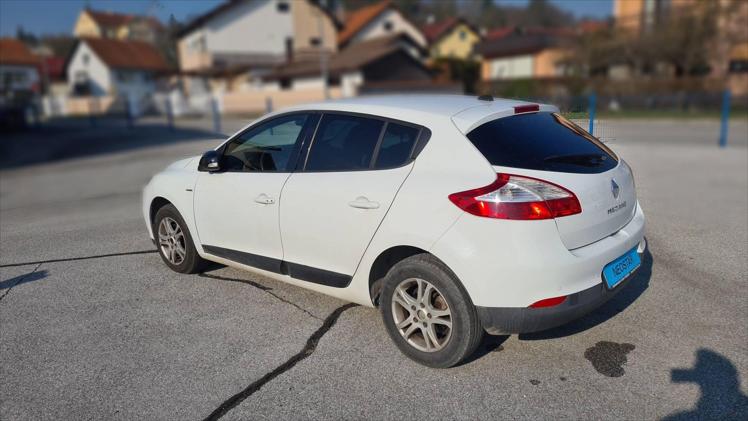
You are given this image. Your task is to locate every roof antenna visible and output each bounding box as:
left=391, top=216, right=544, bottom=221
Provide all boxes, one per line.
left=478, top=94, right=494, bottom=101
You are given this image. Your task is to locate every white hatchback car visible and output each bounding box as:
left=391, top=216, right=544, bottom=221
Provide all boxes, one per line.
left=143, top=95, right=645, bottom=367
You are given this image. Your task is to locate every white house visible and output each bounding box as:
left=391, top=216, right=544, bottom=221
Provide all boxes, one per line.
left=66, top=38, right=170, bottom=104
left=337, top=0, right=428, bottom=58
left=177, top=0, right=340, bottom=73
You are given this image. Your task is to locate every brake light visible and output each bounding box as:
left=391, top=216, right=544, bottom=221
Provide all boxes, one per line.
left=529, top=295, right=567, bottom=308
left=514, top=104, right=539, bottom=114
left=448, top=173, right=581, bottom=220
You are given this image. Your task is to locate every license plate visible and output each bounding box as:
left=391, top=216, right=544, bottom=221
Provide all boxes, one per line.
left=602, top=247, right=641, bottom=289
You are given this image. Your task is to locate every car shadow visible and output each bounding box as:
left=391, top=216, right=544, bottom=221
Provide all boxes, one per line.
left=0, top=269, right=48, bottom=290
left=518, top=243, right=653, bottom=340
left=664, top=349, right=748, bottom=420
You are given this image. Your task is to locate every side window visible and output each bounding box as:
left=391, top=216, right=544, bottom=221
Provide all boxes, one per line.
left=305, top=114, right=384, bottom=171
left=222, top=114, right=309, bottom=172
left=374, top=123, right=420, bottom=169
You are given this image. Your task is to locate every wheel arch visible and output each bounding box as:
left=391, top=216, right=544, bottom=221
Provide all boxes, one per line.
left=368, top=245, right=428, bottom=306
left=149, top=196, right=173, bottom=226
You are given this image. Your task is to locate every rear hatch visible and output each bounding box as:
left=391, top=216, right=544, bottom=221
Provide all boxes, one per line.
left=464, top=111, right=636, bottom=249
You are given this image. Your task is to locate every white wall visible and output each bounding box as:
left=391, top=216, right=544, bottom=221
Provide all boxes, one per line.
left=0, top=65, right=39, bottom=92
left=350, top=9, right=427, bottom=48
left=205, top=0, right=293, bottom=55
left=487, top=55, right=534, bottom=80
left=67, top=41, right=111, bottom=95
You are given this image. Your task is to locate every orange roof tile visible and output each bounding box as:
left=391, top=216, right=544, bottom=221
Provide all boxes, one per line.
left=0, top=38, right=40, bottom=66
left=82, top=38, right=169, bottom=72
left=338, top=0, right=392, bottom=46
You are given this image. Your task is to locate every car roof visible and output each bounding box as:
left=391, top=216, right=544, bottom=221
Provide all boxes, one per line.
left=281, top=94, right=553, bottom=130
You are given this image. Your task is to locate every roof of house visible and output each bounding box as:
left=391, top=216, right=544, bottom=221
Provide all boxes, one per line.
left=475, top=34, right=562, bottom=59
left=84, top=8, right=162, bottom=30
left=177, top=0, right=342, bottom=38
left=338, top=0, right=392, bottom=46
left=77, top=38, right=170, bottom=72
left=266, top=33, right=427, bottom=80
left=0, top=38, right=40, bottom=66
left=421, top=17, right=479, bottom=43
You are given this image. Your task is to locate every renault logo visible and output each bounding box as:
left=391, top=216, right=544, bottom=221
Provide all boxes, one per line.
left=611, top=179, right=620, bottom=199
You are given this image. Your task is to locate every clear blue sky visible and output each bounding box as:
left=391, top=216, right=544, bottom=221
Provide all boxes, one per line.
left=0, top=0, right=613, bottom=37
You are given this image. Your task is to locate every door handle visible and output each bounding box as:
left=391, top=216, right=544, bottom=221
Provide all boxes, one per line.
left=348, top=196, right=380, bottom=209
left=254, top=194, right=275, bottom=205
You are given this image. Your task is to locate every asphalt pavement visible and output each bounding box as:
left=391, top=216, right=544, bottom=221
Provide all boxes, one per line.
left=1, top=118, right=747, bottom=420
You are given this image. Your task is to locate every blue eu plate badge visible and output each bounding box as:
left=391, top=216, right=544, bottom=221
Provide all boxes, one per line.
left=602, top=247, right=641, bottom=289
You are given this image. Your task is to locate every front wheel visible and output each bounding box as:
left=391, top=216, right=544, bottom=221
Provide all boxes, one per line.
left=380, top=254, right=483, bottom=368
left=153, top=204, right=205, bottom=274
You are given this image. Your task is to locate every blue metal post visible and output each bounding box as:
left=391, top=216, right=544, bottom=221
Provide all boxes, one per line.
left=719, top=90, right=730, bottom=148
left=588, top=92, right=597, bottom=135
left=211, top=97, right=221, bottom=134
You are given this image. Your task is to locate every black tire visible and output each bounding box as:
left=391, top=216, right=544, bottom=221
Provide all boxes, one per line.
left=380, top=254, right=483, bottom=368
left=153, top=204, right=205, bottom=274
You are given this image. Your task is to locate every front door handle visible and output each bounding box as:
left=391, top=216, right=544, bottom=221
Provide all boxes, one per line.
left=254, top=194, right=275, bottom=205
left=348, top=196, right=380, bottom=209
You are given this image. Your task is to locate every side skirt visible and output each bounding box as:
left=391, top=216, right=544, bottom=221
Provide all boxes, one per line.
left=202, top=244, right=352, bottom=288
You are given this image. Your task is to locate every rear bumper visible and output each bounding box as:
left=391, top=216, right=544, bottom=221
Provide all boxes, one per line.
left=477, top=241, right=645, bottom=335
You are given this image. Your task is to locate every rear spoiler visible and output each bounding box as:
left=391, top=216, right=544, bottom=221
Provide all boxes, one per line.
left=451, top=103, right=559, bottom=134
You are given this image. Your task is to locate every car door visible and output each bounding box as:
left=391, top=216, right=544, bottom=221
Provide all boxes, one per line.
left=279, top=113, right=425, bottom=287
left=193, top=113, right=316, bottom=272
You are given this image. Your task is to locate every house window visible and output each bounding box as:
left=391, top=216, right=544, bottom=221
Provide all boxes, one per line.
left=277, top=1, right=289, bottom=13
left=117, top=71, right=135, bottom=83
left=310, top=37, right=321, bottom=47
left=279, top=78, right=292, bottom=90
left=383, top=21, right=393, bottom=31
left=82, top=53, right=89, bottom=65
left=729, top=60, right=748, bottom=73
left=459, top=30, right=467, bottom=40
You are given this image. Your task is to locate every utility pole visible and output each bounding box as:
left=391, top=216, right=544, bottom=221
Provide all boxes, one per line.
left=318, top=0, right=329, bottom=100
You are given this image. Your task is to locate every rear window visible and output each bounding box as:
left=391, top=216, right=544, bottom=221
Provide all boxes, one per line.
left=466, top=112, right=618, bottom=174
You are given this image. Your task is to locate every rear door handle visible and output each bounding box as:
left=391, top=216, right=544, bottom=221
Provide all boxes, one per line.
left=348, top=196, right=380, bottom=209
left=254, top=194, right=275, bottom=205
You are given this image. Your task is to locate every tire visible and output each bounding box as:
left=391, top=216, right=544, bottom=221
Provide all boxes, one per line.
left=380, top=254, right=483, bottom=368
left=153, top=204, right=205, bottom=274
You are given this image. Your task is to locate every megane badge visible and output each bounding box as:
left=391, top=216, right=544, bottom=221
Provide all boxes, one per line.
left=611, top=179, right=620, bottom=199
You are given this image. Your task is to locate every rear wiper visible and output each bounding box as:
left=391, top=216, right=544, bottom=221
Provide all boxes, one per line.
left=544, top=153, right=608, bottom=167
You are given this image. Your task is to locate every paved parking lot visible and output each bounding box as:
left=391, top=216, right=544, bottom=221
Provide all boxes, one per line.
left=1, top=118, right=747, bottom=420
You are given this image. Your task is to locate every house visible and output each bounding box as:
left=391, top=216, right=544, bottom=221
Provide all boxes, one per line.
left=66, top=38, right=170, bottom=104
left=264, top=34, right=431, bottom=94
left=474, top=30, right=572, bottom=81
left=421, top=17, right=481, bottom=61
left=177, top=0, right=340, bottom=73
left=337, top=0, right=428, bottom=57
left=73, top=8, right=163, bottom=43
left=0, top=38, right=41, bottom=96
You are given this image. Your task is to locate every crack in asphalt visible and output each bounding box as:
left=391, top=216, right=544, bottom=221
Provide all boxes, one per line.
left=202, top=303, right=358, bottom=421
left=0, top=263, right=43, bottom=302
left=197, top=272, right=323, bottom=321
left=0, top=250, right=158, bottom=268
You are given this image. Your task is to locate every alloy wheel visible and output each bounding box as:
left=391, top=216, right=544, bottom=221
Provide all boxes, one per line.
left=158, top=217, right=186, bottom=265
left=391, top=278, right=452, bottom=352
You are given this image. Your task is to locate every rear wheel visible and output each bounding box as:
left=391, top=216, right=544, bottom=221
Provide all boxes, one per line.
left=154, top=204, right=205, bottom=274
left=380, top=254, right=483, bottom=368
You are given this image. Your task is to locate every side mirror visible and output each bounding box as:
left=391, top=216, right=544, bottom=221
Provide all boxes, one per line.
left=198, top=150, right=221, bottom=172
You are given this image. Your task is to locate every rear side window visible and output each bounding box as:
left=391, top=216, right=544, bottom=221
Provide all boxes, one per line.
left=374, top=123, right=420, bottom=169
left=466, top=112, right=618, bottom=174
left=305, top=114, right=384, bottom=171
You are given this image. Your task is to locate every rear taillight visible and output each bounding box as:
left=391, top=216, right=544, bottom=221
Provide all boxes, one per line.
left=529, top=295, right=567, bottom=308
left=448, top=173, right=581, bottom=220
